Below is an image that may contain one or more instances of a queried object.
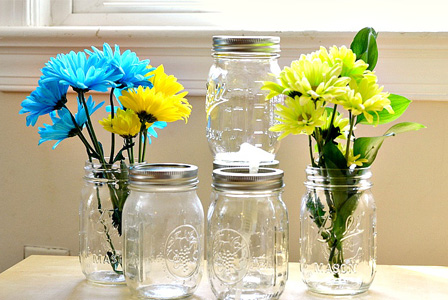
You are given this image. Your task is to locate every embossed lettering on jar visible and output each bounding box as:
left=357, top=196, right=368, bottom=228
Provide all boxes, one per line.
left=208, top=168, right=289, bottom=300
left=123, top=164, right=204, bottom=299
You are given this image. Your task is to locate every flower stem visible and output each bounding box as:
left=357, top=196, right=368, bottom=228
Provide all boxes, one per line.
left=65, top=106, right=97, bottom=157
left=138, top=131, right=143, bottom=163
left=308, top=135, right=317, bottom=167
left=141, top=129, right=148, bottom=163
left=109, top=88, right=115, bottom=164
left=345, top=111, right=355, bottom=163
left=78, top=91, right=105, bottom=163
left=325, top=104, right=338, bottom=145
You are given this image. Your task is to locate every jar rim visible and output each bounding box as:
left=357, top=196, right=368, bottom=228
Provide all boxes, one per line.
left=304, top=165, right=372, bottom=189
left=129, top=163, right=198, bottom=187
left=212, top=167, right=284, bottom=191
left=212, top=35, right=280, bottom=54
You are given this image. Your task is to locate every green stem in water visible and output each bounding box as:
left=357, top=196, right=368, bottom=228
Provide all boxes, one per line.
left=95, top=185, right=122, bottom=275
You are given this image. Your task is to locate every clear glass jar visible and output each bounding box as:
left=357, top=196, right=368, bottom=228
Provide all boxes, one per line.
left=123, top=163, right=204, bottom=299
left=300, top=166, right=377, bottom=296
left=208, top=168, right=289, bottom=300
left=206, top=36, right=283, bottom=166
left=79, top=159, right=128, bottom=285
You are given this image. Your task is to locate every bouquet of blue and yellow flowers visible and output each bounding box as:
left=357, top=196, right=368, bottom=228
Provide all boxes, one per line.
left=20, top=43, right=191, bottom=274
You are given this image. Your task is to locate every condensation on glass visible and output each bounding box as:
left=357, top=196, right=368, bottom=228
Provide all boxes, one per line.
left=123, top=163, right=204, bottom=299
left=207, top=167, right=289, bottom=300
left=300, top=166, right=377, bottom=296
left=206, top=36, right=283, bottom=166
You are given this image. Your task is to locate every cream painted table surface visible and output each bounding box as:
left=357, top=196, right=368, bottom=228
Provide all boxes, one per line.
left=0, top=256, right=447, bottom=300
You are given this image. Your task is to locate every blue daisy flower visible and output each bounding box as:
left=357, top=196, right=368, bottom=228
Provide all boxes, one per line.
left=38, top=96, right=104, bottom=149
left=19, top=80, right=69, bottom=126
left=40, top=51, right=122, bottom=93
left=87, top=43, right=154, bottom=89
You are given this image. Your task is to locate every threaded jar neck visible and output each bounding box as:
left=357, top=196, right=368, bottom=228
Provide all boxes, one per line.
left=305, top=166, right=372, bottom=191
left=212, top=36, right=280, bottom=58
left=84, top=159, right=129, bottom=183
left=212, top=167, right=284, bottom=192
left=129, top=163, right=198, bottom=191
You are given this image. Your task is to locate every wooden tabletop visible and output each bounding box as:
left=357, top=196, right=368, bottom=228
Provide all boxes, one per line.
left=0, top=256, right=447, bottom=299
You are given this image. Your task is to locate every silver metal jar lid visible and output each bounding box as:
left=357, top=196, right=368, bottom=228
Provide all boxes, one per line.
left=212, top=36, right=280, bottom=53
left=212, top=167, right=284, bottom=191
left=129, top=163, right=198, bottom=186
left=213, top=160, right=280, bottom=170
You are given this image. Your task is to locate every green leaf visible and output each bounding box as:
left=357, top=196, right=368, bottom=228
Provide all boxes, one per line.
left=322, top=141, right=347, bottom=170
left=350, top=27, right=378, bottom=71
left=356, top=94, right=412, bottom=125
left=353, top=122, right=426, bottom=167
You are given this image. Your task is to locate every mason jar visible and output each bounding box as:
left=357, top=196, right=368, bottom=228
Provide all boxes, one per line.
left=79, top=159, right=128, bottom=285
left=208, top=167, right=289, bottom=300
left=300, top=166, right=377, bottom=295
left=206, top=36, right=283, bottom=166
left=123, top=163, right=204, bottom=299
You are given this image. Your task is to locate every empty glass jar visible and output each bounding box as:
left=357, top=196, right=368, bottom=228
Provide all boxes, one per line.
left=206, top=36, right=283, bottom=166
left=207, top=167, right=289, bottom=300
left=123, top=163, right=204, bottom=299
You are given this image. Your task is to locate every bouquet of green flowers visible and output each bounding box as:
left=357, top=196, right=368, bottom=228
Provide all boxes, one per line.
left=20, top=43, right=191, bottom=273
left=262, top=28, right=424, bottom=278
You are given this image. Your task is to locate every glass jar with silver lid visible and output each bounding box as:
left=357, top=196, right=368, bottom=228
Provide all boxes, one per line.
left=207, top=167, right=289, bottom=300
left=123, top=163, right=204, bottom=299
left=206, top=36, right=283, bottom=167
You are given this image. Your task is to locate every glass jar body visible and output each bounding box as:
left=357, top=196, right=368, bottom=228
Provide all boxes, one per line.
left=123, top=186, right=204, bottom=299
left=206, top=53, right=283, bottom=165
left=207, top=189, right=289, bottom=300
left=79, top=160, right=128, bottom=285
left=300, top=167, right=376, bottom=295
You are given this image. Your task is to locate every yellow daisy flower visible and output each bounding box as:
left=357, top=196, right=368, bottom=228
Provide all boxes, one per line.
left=269, top=97, right=326, bottom=139
left=119, top=86, right=191, bottom=125
left=147, top=65, right=188, bottom=99
left=99, top=108, right=141, bottom=138
left=333, top=74, right=393, bottom=125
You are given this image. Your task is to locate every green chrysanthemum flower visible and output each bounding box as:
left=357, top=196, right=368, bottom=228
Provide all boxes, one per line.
left=318, top=46, right=369, bottom=81
left=262, top=55, right=350, bottom=106
left=270, top=97, right=326, bottom=139
left=333, top=73, right=393, bottom=125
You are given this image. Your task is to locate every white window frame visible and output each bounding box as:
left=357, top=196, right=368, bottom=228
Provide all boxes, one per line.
left=50, top=0, right=219, bottom=26
left=0, top=0, right=447, bottom=102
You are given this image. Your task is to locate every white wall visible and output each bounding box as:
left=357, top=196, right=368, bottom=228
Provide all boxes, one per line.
left=1, top=91, right=447, bottom=272
left=0, top=23, right=447, bottom=272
